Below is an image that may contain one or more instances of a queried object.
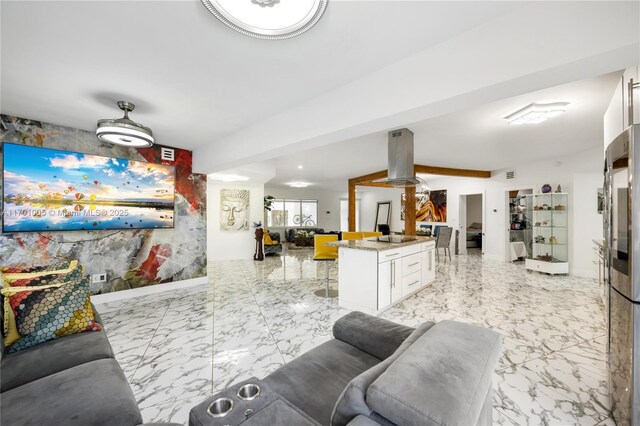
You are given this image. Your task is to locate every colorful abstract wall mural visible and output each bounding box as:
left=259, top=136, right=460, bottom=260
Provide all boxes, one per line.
left=0, top=115, right=207, bottom=294
left=401, top=189, right=447, bottom=223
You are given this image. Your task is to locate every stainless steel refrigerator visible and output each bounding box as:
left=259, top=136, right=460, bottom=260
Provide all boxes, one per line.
left=605, top=124, right=640, bottom=426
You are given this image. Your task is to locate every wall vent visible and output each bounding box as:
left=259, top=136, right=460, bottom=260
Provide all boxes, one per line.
left=160, top=147, right=175, bottom=162
left=506, top=170, right=516, bottom=180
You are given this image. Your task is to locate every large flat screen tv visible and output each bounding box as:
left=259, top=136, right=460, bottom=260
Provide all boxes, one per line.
left=2, top=143, right=175, bottom=232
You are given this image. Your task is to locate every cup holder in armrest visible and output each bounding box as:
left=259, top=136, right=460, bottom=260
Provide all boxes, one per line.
left=207, top=397, right=234, bottom=417
left=237, top=383, right=261, bottom=401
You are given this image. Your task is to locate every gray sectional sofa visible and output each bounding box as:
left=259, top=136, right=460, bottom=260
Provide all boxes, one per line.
left=0, top=305, right=172, bottom=426
left=190, top=312, right=502, bottom=426
left=284, top=227, right=325, bottom=242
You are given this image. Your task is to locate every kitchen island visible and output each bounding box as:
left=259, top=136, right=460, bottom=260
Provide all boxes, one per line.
left=326, top=236, right=436, bottom=315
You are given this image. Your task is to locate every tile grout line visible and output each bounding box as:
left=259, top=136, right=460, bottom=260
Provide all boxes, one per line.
left=495, top=331, right=607, bottom=373
left=300, top=259, right=339, bottom=336
left=494, top=332, right=612, bottom=423
left=128, top=290, right=178, bottom=386
left=246, top=269, right=288, bottom=366
left=210, top=268, right=215, bottom=400
left=495, top=407, right=520, bottom=425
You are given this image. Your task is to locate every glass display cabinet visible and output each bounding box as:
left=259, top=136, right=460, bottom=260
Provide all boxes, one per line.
left=524, top=193, right=569, bottom=275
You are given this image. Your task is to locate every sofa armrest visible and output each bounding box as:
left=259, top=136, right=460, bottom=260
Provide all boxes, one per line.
left=332, top=312, right=415, bottom=360
left=367, top=320, right=502, bottom=426
left=91, top=302, right=103, bottom=326
left=346, top=415, right=382, bottom=426
left=139, top=423, right=184, bottom=426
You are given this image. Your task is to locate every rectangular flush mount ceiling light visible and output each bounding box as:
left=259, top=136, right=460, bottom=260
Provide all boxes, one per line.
left=208, top=174, right=249, bottom=182
left=504, top=102, right=569, bottom=125
left=288, top=182, right=311, bottom=188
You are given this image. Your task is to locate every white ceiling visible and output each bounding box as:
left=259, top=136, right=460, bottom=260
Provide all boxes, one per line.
left=264, top=71, right=622, bottom=190
left=1, top=1, right=638, bottom=180
left=1, top=1, right=516, bottom=149
left=193, top=1, right=638, bottom=173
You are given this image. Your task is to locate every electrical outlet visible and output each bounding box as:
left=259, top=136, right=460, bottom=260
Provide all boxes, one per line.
left=92, top=273, right=107, bottom=284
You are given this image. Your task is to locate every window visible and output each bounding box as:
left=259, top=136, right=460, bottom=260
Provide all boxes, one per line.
left=268, top=199, right=318, bottom=227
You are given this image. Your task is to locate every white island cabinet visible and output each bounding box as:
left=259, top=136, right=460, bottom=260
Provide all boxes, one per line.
left=328, top=237, right=436, bottom=315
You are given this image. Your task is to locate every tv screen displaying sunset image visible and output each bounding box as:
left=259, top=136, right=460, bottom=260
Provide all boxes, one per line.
left=2, top=143, right=175, bottom=232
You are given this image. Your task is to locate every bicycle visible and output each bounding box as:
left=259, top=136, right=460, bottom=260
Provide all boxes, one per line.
left=293, top=214, right=316, bottom=227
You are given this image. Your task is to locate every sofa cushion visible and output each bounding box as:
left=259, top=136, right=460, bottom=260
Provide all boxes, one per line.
left=346, top=415, right=386, bottom=426
left=263, top=232, right=277, bottom=245
left=331, top=321, right=435, bottom=426
left=1, top=358, right=143, bottom=426
left=1, top=262, right=85, bottom=347
left=1, top=328, right=114, bottom=392
left=366, top=320, right=502, bottom=426
left=0, top=260, right=79, bottom=283
left=263, top=338, right=381, bottom=426
left=332, top=311, right=415, bottom=360
left=92, top=303, right=103, bottom=325
left=268, top=232, right=281, bottom=243
left=2, top=277, right=102, bottom=352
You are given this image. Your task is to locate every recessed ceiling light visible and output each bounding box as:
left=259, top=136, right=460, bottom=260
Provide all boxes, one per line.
left=208, top=174, right=249, bottom=182
left=505, top=102, right=569, bottom=125
left=288, top=182, right=311, bottom=188
left=201, top=0, right=328, bottom=40
left=297, top=165, right=303, bottom=169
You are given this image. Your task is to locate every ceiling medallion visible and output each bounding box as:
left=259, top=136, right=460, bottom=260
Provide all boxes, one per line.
left=252, top=0, right=280, bottom=7
left=201, top=0, right=328, bottom=40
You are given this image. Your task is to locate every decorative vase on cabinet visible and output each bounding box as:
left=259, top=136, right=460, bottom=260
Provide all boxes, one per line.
left=524, top=193, right=569, bottom=275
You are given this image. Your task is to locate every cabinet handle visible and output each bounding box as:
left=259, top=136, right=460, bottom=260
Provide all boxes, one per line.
left=409, top=262, right=419, bottom=267
left=385, top=252, right=399, bottom=257
left=409, top=280, right=419, bottom=287
left=391, top=260, right=395, bottom=288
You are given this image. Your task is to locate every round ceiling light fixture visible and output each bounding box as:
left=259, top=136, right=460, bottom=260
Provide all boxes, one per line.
left=96, top=101, right=154, bottom=148
left=201, top=0, right=328, bottom=40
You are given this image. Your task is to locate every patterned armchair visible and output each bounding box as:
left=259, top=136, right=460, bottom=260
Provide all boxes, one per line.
left=264, top=232, right=282, bottom=256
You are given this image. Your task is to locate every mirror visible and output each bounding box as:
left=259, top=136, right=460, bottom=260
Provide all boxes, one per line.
left=375, top=201, right=391, bottom=231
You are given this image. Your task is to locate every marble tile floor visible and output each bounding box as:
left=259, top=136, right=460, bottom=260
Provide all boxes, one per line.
left=94, top=248, right=612, bottom=425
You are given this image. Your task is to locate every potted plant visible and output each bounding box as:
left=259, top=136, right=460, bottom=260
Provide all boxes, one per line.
left=264, top=195, right=275, bottom=231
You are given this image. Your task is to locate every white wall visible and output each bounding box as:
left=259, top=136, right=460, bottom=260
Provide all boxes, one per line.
left=263, top=186, right=342, bottom=234
left=604, top=66, right=639, bottom=149
left=415, top=147, right=603, bottom=277
left=604, top=77, right=624, bottom=146
left=572, top=172, right=605, bottom=277
left=207, top=181, right=265, bottom=261
left=358, top=187, right=405, bottom=233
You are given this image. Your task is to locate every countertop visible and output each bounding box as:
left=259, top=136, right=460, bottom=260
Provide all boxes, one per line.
left=593, top=239, right=606, bottom=248
left=326, top=236, right=435, bottom=252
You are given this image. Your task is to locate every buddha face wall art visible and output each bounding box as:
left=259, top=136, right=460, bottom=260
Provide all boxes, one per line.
left=220, top=189, right=249, bottom=231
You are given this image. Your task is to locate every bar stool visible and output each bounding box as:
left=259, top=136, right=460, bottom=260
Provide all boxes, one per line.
left=377, top=224, right=390, bottom=235
left=362, top=231, right=382, bottom=239
left=313, top=234, right=339, bottom=298
left=341, top=232, right=364, bottom=241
